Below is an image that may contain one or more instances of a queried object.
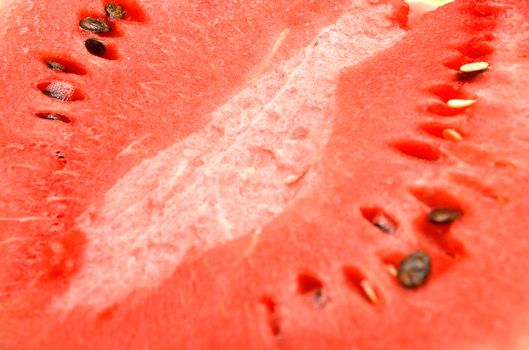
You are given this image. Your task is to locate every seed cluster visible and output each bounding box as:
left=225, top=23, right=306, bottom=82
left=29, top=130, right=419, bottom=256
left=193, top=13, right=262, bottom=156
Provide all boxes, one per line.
left=39, top=3, right=129, bottom=122
left=389, top=10, right=494, bottom=291
left=78, top=3, right=127, bottom=57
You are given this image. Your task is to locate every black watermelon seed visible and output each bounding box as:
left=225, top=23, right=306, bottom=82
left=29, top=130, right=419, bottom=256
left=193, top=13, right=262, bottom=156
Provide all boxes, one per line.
left=79, top=17, right=111, bottom=33
left=42, top=89, right=68, bottom=101
left=46, top=61, right=66, bottom=72
left=427, top=208, right=462, bottom=224
left=105, top=3, right=126, bottom=19
left=85, top=38, right=107, bottom=57
left=397, top=252, right=431, bottom=289
left=37, top=113, right=71, bottom=123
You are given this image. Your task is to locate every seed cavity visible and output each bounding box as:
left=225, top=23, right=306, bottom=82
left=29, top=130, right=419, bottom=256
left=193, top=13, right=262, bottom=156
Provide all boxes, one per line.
left=360, top=280, right=380, bottom=305
left=427, top=208, right=462, bottom=225
left=343, top=266, right=379, bottom=305
left=392, top=140, right=441, bottom=162
left=447, top=99, right=477, bottom=109
left=79, top=17, right=111, bottom=33
left=42, top=89, right=68, bottom=101
left=387, top=264, right=398, bottom=277
left=442, top=128, right=463, bottom=142
left=260, top=296, right=281, bottom=337
left=38, top=81, right=83, bottom=101
left=458, top=39, right=494, bottom=59
left=397, top=252, right=431, bottom=289
left=46, top=61, right=66, bottom=72
left=105, top=3, right=126, bottom=19
left=297, top=273, right=326, bottom=306
left=36, top=113, right=71, bottom=123
left=85, top=38, right=107, bottom=57
left=41, top=57, right=88, bottom=75
left=360, top=207, right=397, bottom=234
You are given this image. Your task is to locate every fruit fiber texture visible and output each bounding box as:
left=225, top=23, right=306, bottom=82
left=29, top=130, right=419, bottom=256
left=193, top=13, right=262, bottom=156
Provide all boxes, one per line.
left=2, top=0, right=529, bottom=349
left=0, top=0, right=408, bottom=349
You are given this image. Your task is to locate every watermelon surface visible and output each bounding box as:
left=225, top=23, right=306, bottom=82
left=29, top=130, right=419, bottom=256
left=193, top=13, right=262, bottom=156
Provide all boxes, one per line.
left=1, top=0, right=529, bottom=349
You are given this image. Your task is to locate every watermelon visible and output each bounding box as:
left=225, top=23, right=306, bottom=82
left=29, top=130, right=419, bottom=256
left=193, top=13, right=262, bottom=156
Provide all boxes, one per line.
left=1, top=0, right=529, bottom=349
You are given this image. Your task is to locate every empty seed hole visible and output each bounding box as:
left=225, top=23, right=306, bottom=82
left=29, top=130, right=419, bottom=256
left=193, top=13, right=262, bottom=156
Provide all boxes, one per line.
left=297, top=273, right=326, bottom=305
left=37, top=81, right=85, bottom=101
left=35, top=112, right=72, bottom=124
left=392, top=140, right=441, bottom=161
left=409, top=187, right=462, bottom=210
left=342, top=266, right=379, bottom=305
left=102, top=0, right=148, bottom=22
left=450, top=173, right=507, bottom=203
left=360, top=207, right=397, bottom=234
left=443, top=56, right=474, bottom=71
left=259, top=296, right=281, bottom=337
left=458, top=39, right=494, bottom=59
left=427, top=84, right=476, bottom=102
left=297, top=273, right=323, bottom=295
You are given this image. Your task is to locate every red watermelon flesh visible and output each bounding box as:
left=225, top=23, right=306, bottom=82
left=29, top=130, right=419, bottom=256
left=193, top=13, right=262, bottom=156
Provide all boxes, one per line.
left=16, top=0, right=529, bottom=349
left=149, top=1, right=529, bottom=349
left=0, top=0, right=410, bottom=348
left=49, top=2, right=409, bottom=313
left=0, top=0, right=406, bottom=295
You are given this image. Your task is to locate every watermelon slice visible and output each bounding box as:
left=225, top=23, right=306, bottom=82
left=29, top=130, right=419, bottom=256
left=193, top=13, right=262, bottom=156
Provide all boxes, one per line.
left=2, top=0, right=529, bottom=349
left=0, top=0, right=409, bottom=348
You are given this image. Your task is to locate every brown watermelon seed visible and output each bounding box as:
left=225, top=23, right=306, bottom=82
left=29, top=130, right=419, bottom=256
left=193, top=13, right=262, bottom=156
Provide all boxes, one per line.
left=397, top=252, right=431, bottom=289
left=79, top=17, right=110, bottom=33
left=105, top=3, right=126, bottom=19
left=427, top=208, right=462, bottom=224
left=45, top=61, right=66, bottom=72
left=458, top=61, right=489, bottom=79
left=85, top=38, right=107, bottom=57
left=36, top=113, right=71, bottom=123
